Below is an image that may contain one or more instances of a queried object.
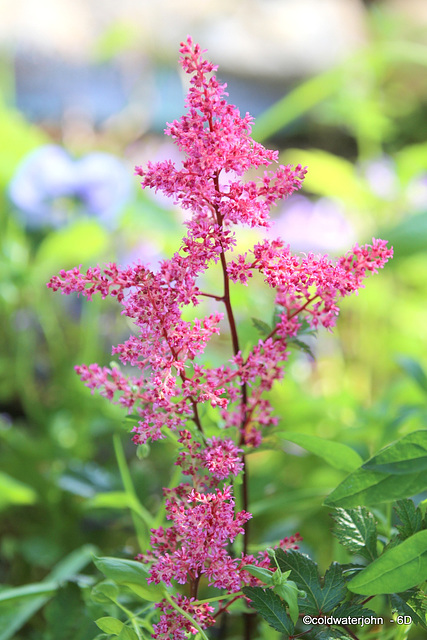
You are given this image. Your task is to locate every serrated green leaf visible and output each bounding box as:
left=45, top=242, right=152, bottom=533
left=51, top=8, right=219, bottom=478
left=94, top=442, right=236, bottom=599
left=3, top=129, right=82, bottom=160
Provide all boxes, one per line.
left=275, top=550, right=322, bottom=615
left=321, top=564, right=347, bottom=612
left=324, top=431, right=427, bottom=508
left=93, top=557, right=165, bottom=602
left=275, top=550, right=347, bottom=615
left=95, top=616, right=124, bottom=634
left=278, top=432, right=362, bottom=473
left=391, top=590, right=427, bottom=630
left=332, top=602, right=376, bottom=619
left=243, top=587, right=294, bottom=635
left=395, top=499, right=424, bottom=539
left=251, top=317, right=272, bottom=337
left=288, top=338, right=315, bottom=360
left=332, top=508, right=378, bottom=561
left=276, top=552, right=347, bottom=615
left=348, top=529, right=427, bottom=595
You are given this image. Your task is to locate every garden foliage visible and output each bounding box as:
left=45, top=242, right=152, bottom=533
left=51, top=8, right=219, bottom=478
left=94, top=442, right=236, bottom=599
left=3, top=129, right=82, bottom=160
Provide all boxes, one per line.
left=2, top=31, right=426, bottom=640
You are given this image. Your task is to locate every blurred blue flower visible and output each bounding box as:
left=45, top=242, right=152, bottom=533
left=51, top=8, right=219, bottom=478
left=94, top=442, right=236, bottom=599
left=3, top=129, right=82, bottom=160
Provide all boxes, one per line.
left=9, top=145, right=132, bottom=229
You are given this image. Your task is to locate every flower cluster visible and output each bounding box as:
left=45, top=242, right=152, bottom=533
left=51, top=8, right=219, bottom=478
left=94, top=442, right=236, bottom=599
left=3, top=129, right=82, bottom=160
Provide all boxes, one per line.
left=48, top=37, right=392, bottom=638
left=153, top=595, right=215, bottom=640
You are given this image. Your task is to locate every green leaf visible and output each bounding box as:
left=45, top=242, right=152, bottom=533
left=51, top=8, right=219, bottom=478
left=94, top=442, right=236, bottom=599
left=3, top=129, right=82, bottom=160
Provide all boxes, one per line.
left=91, top=580, right=120, bottom=604
left=94, top=556, right=150, bottom=582
left=391, top=590, right=427, bottom=629
left=321, top=564, right=348, bottom=612
left=275, top=551, right=346, bottom=615
left=288, top=338, right=315, bottom=360
left=348, top=529, right=427, bottom=595
left=243, top=587, right=294, bottom=635
left=95, top=616, right=124, bottom=635
left=394, top=499, right=424, bottom=539
left=332, top=602, right=376, bottom=619
left=332, top=508, right=378, bottom=561
left=273, top=581, right=300, bottom=625
left=278, top=432, right=363, bottom=473
left=117, top=627, right=139, bottom=640
left=93, top=556, right=165, bottom=602
left=275, top=550, right=321, bottom=615
left=396, top=356, right=427, bottom=396
left=325, top=431, right=427, bottom=508
left=0, top=471, right=38, bottom=510
left=251, top=317, right=272, bottom=337
left=242, top=565, right=274, bottom=584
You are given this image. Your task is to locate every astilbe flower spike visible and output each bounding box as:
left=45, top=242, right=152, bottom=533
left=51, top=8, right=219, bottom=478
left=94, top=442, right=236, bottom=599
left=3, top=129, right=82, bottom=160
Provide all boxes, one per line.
left=48, top=37, right=392, bottom=638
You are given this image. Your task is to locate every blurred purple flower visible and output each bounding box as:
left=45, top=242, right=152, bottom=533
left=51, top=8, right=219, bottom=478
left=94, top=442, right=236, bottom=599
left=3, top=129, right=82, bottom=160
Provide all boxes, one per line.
left=271, top=195, right=355, bottom=254
left=361, top=156, right=399, bottom=200
left=9, top=145, right=132, bottom=229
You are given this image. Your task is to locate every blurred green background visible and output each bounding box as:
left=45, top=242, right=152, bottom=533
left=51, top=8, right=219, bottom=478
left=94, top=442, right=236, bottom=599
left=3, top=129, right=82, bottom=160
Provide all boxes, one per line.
left=1, top=1, right=427, bottom=638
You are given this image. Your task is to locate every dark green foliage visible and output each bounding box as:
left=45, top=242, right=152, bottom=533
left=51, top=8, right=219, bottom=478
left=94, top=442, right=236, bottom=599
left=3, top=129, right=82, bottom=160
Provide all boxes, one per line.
left=44, top=582, right=97, bottom=640
left=275, top=550, right=347, bottom=615
left=243, top=587, right=294, bottom=635
left=394, top=499, right=425, bottom=540
left=251, top=318, right=272, bottom=337
left=391, top=590, right=427, bottom=630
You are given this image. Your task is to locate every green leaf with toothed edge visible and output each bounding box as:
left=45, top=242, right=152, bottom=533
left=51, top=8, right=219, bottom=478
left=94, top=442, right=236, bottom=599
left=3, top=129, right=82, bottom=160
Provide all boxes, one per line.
left=275, top=550, right=346, bottom=615
left=391, top=590, right=427, bottom=630
left=394, top=499, right=424, bottom=540
left=251, top=317, right=272, bottom=337
left=331, top=507, right=378, bottom=561
left=243, top=587, right=294, bottom=635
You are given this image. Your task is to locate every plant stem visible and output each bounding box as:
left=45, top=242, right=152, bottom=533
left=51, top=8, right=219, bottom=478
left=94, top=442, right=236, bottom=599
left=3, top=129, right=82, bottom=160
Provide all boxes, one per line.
left=113, top=433, right=154, bottom=547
